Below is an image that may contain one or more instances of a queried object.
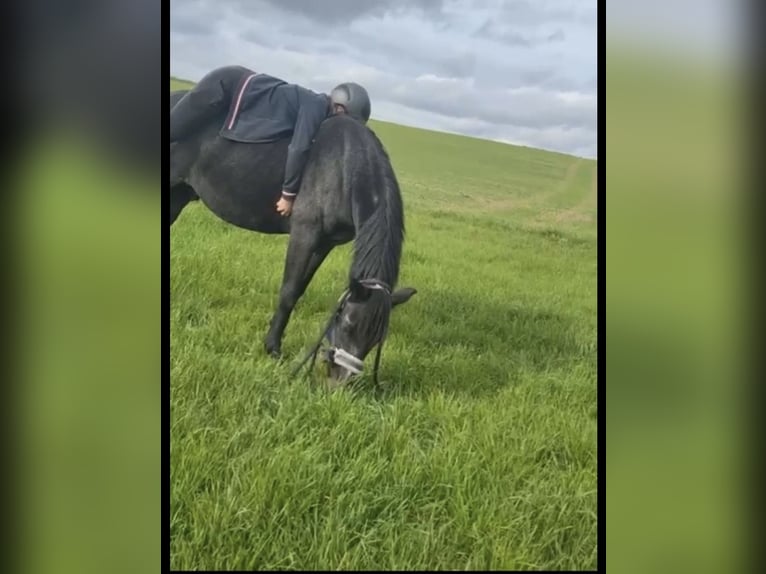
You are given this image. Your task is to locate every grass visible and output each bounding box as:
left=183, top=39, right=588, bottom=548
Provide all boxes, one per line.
left=170, top=76, right=597, bottom=570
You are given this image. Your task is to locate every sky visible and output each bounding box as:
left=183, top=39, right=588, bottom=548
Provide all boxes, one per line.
left=171, top=0, right=597, bottom=159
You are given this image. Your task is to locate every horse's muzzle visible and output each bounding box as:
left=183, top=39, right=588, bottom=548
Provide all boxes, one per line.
left=323, top=347, right=364, bottom=379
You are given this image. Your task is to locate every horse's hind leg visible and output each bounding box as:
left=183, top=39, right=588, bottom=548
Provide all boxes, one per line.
left=264, top=234, right=333, bottom=358
left=170, top=184, right=198, bottom=226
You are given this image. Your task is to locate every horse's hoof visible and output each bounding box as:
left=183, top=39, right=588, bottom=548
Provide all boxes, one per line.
left=264, top=342, right=281, bottom=359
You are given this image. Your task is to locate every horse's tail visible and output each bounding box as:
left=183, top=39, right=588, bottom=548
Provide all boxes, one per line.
left=170, top=90, right=189, bottom=111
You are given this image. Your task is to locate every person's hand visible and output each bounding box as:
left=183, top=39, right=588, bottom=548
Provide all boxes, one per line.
left=276, top=195, right=294, bottom=217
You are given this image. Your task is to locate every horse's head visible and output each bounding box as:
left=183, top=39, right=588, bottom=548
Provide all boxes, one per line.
left=322, top=278, right=417, bottom=383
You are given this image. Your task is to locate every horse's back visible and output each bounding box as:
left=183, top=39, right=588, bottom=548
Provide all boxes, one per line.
left=173, top=108, right=389, bottom=235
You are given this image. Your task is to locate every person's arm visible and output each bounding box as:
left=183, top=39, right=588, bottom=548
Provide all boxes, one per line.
left=281, top=93, right=329, bottom=199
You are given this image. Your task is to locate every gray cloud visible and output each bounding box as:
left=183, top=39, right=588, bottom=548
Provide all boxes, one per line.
left=243, top=0, right=445, bottom=24
left=171, top=15, right=213, bottom=37
left=473, top=21, right=567, bottom=47
left=170, top=0, right=222, bottom=36
left=547, top=29, right=566, bottom=42
left=497, top=0, right=596, bottom=27
left=442, top=52, right=477, bottom=78
left=394, top=77, right=595, bottom=130
left=170, top=0, right=597, bottom=158
left=475, top=20, right=532, bottom=46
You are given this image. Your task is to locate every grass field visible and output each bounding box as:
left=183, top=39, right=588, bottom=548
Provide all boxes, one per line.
left=170, top=77, right=597, bottom=570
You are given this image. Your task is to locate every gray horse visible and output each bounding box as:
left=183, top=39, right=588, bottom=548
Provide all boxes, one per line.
left=169, top=90, right=417, bottom=382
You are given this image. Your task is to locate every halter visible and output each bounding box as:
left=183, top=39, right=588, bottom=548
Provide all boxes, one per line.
left=291, top=279, right=392, bottom=386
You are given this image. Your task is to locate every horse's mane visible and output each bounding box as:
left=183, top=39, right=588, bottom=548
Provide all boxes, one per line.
left=348, top=124, right=405, bottom=290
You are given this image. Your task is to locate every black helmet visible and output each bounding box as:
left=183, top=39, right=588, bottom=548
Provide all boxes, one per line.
left=330, top=82, right=371, bottom=123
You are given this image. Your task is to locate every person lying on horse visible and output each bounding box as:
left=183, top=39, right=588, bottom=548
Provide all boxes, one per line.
left=170, top=65, right=371, bottom=217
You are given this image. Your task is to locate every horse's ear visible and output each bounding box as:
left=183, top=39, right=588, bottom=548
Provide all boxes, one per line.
left=392, top=287, right=417, bottom=307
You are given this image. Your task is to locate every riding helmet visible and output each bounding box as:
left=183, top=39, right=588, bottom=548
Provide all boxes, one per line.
left=330, top=82, right=371, bottom=123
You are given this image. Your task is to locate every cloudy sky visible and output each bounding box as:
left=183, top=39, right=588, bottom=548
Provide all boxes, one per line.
left=171, top=0, right=597, bottom=159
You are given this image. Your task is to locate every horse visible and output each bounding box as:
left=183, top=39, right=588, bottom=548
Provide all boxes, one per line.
left=169, top=89, right=417, bottom=383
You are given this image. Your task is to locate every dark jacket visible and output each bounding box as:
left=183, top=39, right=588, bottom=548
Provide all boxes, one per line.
left=219, top=73, right=331, bottom=196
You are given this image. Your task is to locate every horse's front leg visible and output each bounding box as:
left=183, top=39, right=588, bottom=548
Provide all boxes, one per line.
left=264, top=232, right=332, bottom=358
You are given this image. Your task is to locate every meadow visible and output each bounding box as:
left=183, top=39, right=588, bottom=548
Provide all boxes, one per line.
left=170, top=77, right=597, bottom=570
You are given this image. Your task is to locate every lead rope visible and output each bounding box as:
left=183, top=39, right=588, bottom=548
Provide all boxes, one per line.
left=291, top=290, right=349, bottom=380
left=370, top=290, right=392, bottom=386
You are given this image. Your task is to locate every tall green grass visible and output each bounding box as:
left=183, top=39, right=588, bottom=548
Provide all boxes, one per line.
left=170, top=77, right=597, bottom=570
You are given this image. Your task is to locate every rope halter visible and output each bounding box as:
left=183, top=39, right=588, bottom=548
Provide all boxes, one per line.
left=291, top=278, right=392, bottom=385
